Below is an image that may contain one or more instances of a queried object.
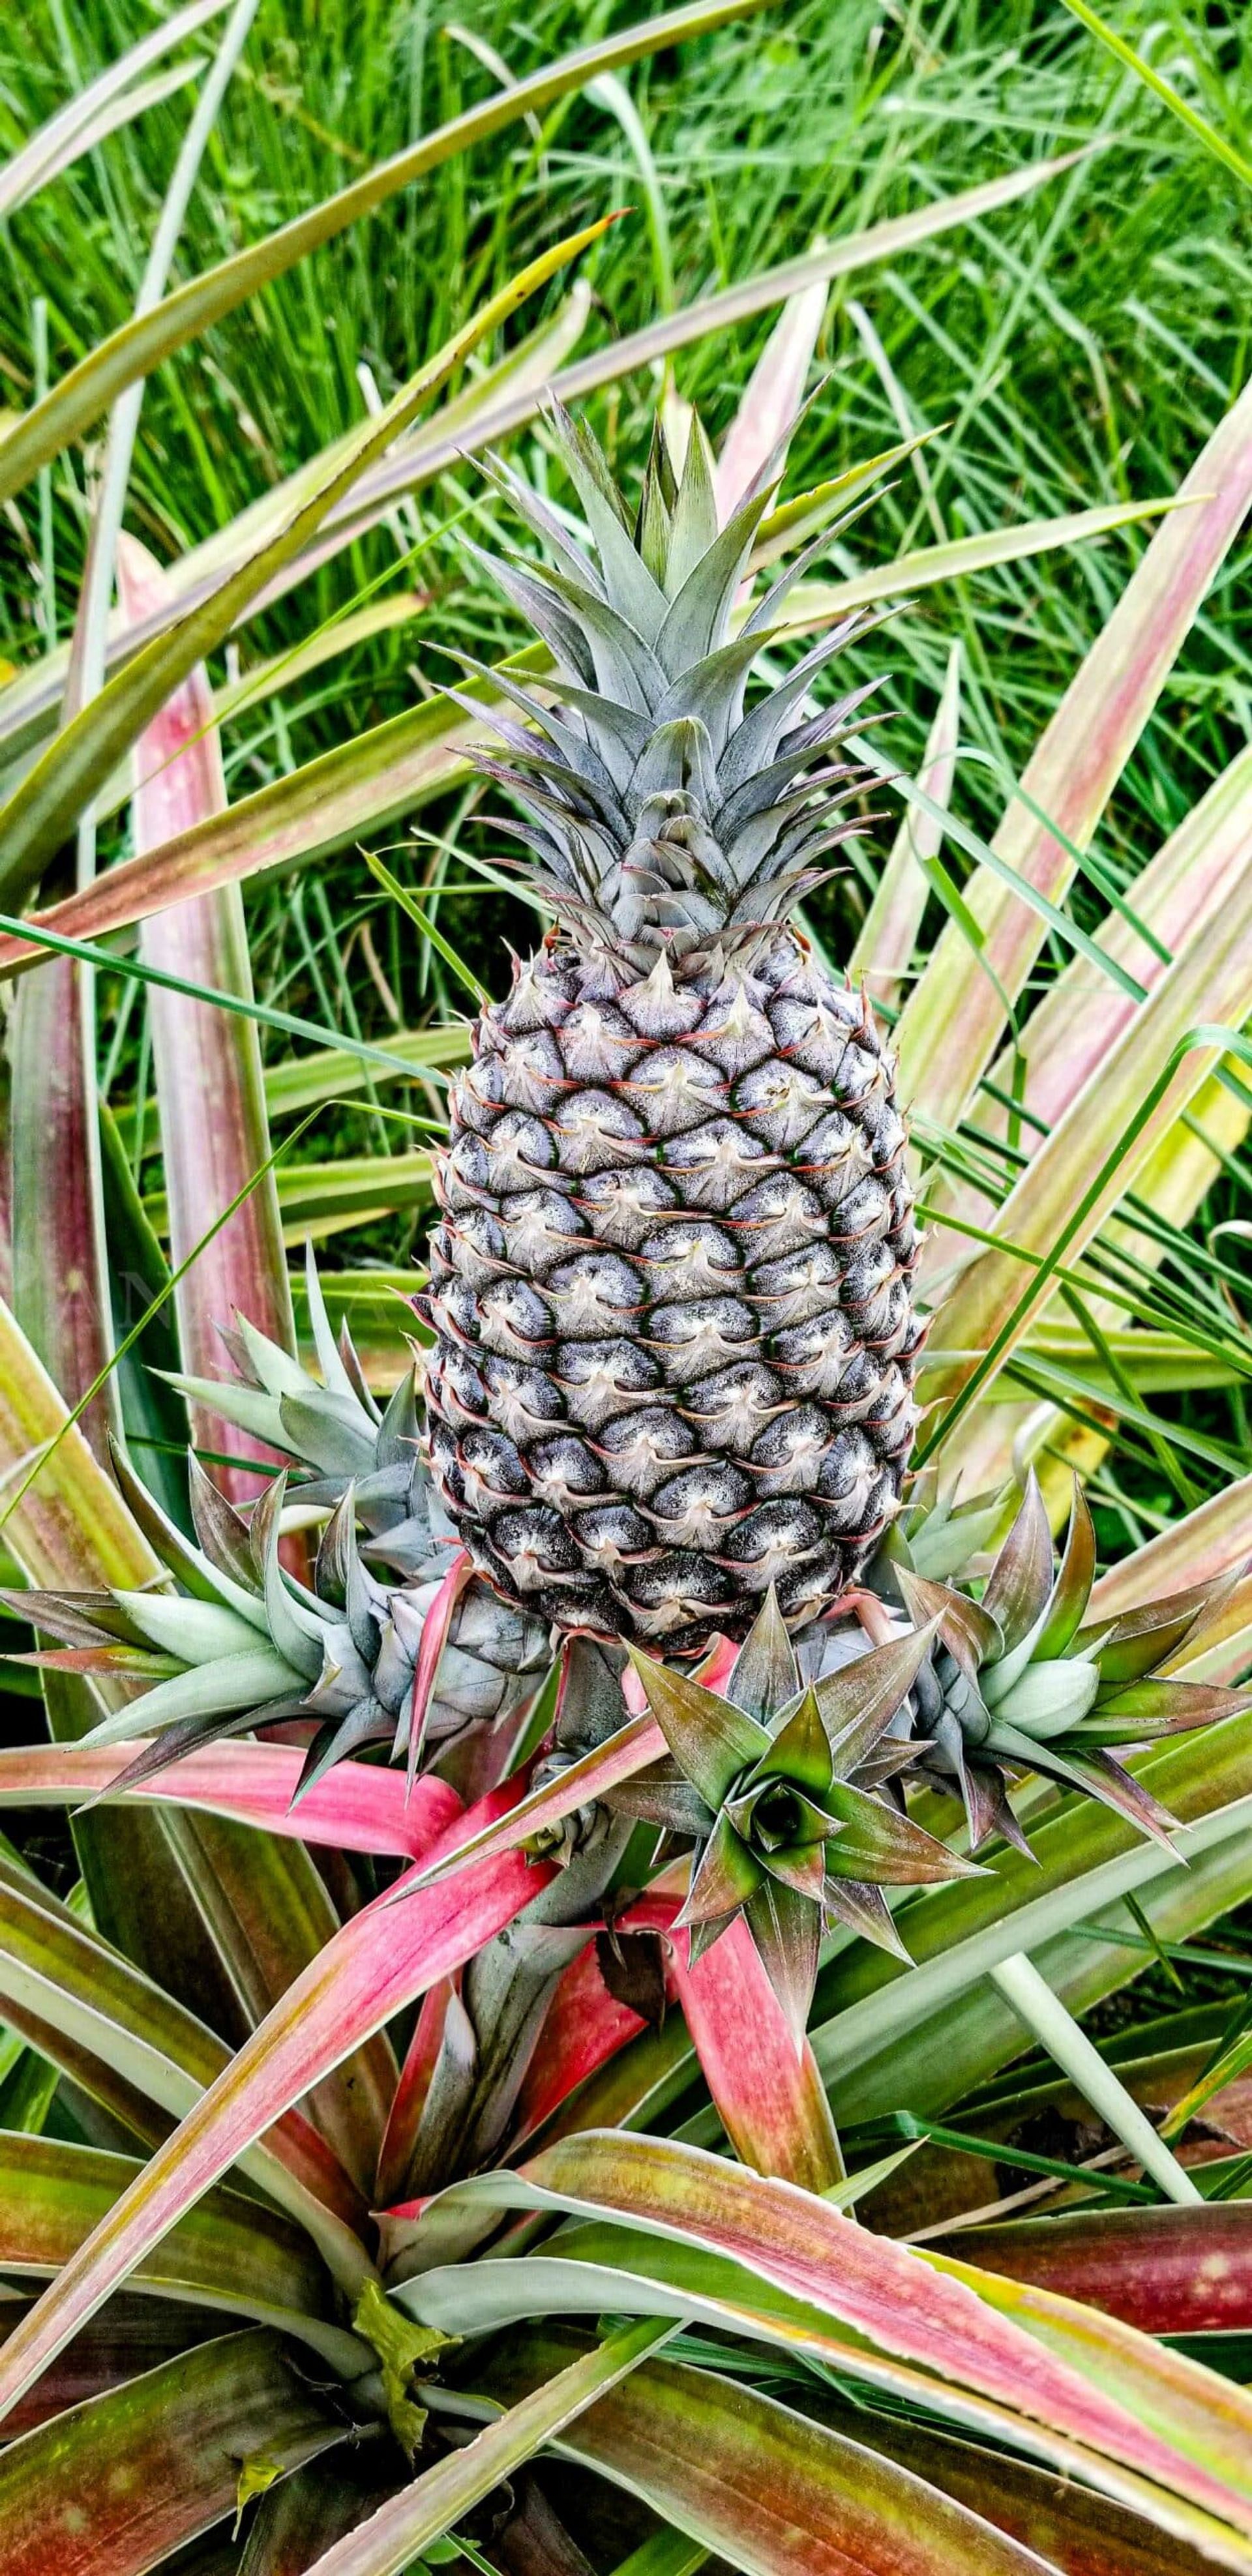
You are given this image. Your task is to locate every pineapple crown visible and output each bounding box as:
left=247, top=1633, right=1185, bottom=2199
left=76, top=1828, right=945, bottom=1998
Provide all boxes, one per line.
left=613, top=1587, right=977, bottom=2038
left=894, top=1473, right=1248, bottom=1852
left=166, top=1244, right=441, bottom=1580
left=455, top=398, right=893, bottom=979
left=7, top=1269, right=551, bottom=1804
left=9, top=1461, right=445, bottom=1799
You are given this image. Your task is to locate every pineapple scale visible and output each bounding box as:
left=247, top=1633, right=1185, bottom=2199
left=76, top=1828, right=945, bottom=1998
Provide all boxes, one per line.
left=425, top=933, right=921, bottom=1654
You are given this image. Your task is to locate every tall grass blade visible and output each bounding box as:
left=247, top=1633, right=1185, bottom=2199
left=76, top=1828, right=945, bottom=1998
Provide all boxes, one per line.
left=0, top=0, right=231, bottom=219
left=0, top=218, right=618, bottom=896
left=0, top=1, right=771, bottom=513
left=1058, top=0, right=1252, bottom=194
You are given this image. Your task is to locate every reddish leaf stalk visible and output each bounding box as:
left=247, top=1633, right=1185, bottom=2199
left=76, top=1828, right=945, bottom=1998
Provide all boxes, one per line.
left=117, top=536, right=295, bottom=1505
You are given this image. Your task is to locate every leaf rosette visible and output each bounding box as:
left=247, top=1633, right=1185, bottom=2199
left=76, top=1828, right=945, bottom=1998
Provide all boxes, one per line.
left=618, top=1588, right=976, bottom=2036
left=893, top=1473, right=1249, bottom=1850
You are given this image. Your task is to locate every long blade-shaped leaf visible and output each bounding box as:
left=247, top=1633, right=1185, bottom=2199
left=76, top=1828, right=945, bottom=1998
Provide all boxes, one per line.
left=919, top=739, right=1252, bottom=1399
left=0, top=497, right=1172, bottom=975
left=0, top=0, right=231, bottom=219
left=7, top=950, right=207, bottom=1996
left=955, top=2202, right=1252, bottom=2338
left=510, top=1933, right=672, bottom=2152
left=10, top=0, right=261, bottom=1520
left=0, top=2132, right=365, bottom=2370
left=476, top=2328, right=1252, bottom=2566
left=246, top=151, right=1092, bottom=627
left=0, top=1739, right=461, bottom=1858
left=0, top=2327, right=338, bottom=2576
left=850, top=640, right=961, bottom=1003
left=713, top=276, right=829, bottom=520
left=0, top=219, right=616, bottom=896
left=895, top=368, right=1252, bottom=1131
left=0, top=1, right=769, bottom=516
left=1089, top=1477, right=1252, bottom=1616
left=547, top=1888, right=841, bottom=2187
left=1058, top=0, right=1252, bottom=193
left=473, top=2340, right=1052, bottom=2576
left=117, top=536, right=294, bottom=1505
left=0, top=1296, right=258, bottom=2022
left=155, top=1805, right=400, bottom=2197
left=974, top=737, right=1252, bottom=1179
left=0, top=1831, right=550, bottom=2427
left=303, top=2321, right=674, bottom=2576
left=410, top=2131, right=1252, bottom=2526
left=393, top=2227, right=1252, bottom=2558
left=0, top=1282, right=158, bottom=1593
left=671, top=1909, right=843, bottom=2190
left=928, top=2243, right=1252, bottom=2523
left=809, top=2401, right=1229, bottom=2576
left=0, top=1852, right=368, bottom=2275
left=925, top=1076, right=1252, bottom=1513
left=9, top=956, right=113, bottom=1458
left=811, top=1715, right=1252, bottom=2094
left=405, top=1714, right=666, bottom=1888
left=921, top=880, right=1252, bottom=1438
left=0, top=153, right=1087, bottom=797
left=785, top=495, right=1182, bottom=632
left=831, top=1764, right=1252, bottom=2132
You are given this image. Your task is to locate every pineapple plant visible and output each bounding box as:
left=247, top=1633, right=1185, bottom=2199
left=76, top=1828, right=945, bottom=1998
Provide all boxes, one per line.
left=12, top=399, right=1247, bottom=2046
left=1, top=7, right=1252, bottom=2565
left=423, top=402, right=921, bottom=1655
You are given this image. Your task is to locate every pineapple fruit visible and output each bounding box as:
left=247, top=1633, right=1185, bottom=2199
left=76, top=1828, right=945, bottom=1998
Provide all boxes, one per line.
left=424, top=404, right=921, bottom=1655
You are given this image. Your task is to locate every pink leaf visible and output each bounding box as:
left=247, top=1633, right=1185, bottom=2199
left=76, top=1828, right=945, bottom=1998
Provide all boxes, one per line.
left=510, top=1926, right=678, bottom=2151
left=406, top=1547, right=474, bottom=1784
left=541, top=1889, right=843, bottom=2194
left=896, top=368, right=1252, bottom=1135
left=694, top=1632, right=740, bottom=1695
left=519, top=2132, right=1252, bottom=2530
left=404, top=1713, right=666, bottom=1889
left=957, top=2202, right=1252, bottom=2339
left=713, top=276, right=827, bottom=522
left=1089, top=1479, right=1252, bottom=1620
left=117, top=535, right=297, bottom=1508
left=0, top=1823, right=553, bottom=2429
left=375, top=1977, right=458, bottom=2209
left=850, top=640, right=961, bottom=1008
left=9, top=953, right=113, bottom=1458
left=0, top=1739, right=461, bottom=1858
left=669, top=1909, right=844, bottom=2193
